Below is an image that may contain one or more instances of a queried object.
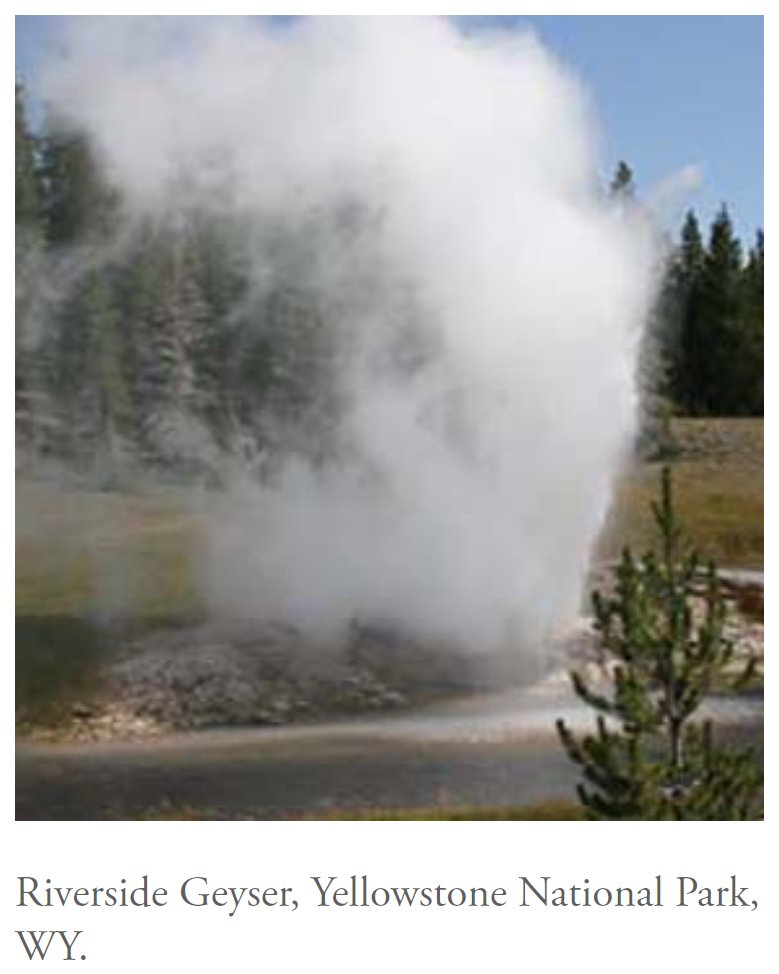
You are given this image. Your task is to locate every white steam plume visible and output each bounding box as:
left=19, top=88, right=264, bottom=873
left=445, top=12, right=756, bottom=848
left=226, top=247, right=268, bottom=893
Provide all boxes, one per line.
left=39, top=16, right=659, bottom=656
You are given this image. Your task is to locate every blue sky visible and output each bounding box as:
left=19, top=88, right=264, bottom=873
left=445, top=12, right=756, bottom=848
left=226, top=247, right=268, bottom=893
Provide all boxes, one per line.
left=462, top=16, right=763, bottom=245
left=15, top=15, right=763, bottom=245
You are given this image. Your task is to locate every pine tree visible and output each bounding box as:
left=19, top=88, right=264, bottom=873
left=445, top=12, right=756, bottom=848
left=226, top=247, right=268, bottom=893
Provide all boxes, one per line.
left=55, top=268, right=130, bottom=477
left=744, top=229, right=764, bottom=304
left=609, top=160, right=635, bottom=199
left=140, top=236, right=218, bottom=475
left=557, top=467, right=762, bottom=820
left=256, top=283, right=342, bottom=467
left=666, top=210, right=706, bottom=413
left=185, top=213, right=245, bottom=446
left=696, top=205, right=745, bottom=414
left=15, top=82, right=42, bottom=231
left=15, top=82, right=49, bottom=456
left=737, top=229, right=764, bottom=415
left=113, top=221, right=171, bottom=460
left=223, top=214, right=346, bottom=471
left=39, top=119, right=118, bottom=247
left=661, top=206, right=762, bottom=417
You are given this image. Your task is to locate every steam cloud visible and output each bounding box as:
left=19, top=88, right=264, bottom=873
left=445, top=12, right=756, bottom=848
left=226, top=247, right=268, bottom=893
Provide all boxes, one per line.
left=38, top=17, right=659, bottom=656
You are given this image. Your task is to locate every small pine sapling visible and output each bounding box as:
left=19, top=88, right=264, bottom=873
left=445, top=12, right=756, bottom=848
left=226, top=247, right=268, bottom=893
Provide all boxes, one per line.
left=557, top=466, right=762, bottom=819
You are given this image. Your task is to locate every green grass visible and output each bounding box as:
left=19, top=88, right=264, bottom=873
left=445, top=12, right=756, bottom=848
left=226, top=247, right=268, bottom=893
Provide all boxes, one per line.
left=17, top=420, right=763, bottom=622
left=16, top=615, right=108, bottom=724
left=598, top=418, right=763, bottom=569
left=305, top=800, right=584, bottom=821
left=16, top=481, right=203, bottom=620
left=124, top=799, right=584, bottom=821
left=16, top=482, right=206, bottom=723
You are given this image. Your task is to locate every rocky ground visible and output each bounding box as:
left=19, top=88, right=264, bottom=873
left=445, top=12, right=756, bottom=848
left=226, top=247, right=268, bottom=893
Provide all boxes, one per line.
left=17, top=621, right=489, bottom=743
left=17, top=576, right=762, bottom=745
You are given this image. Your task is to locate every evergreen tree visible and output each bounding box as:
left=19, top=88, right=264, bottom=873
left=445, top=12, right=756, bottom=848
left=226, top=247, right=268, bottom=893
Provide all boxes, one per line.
left=664, top=209, right=703, bottom=413
left=113, top=221, right=175, bottom=459
left=743, top=229, right=764, bottom=305
left=695, top=205, right=745, bottom=414
left=54, top=268, right=130, bottom=476
left=140, top=236, right=218, bottom=475
left=661, top=207, right=762, bottom=417
left=557, top=467, right=762, bottom=819
left=15, top=82, right=42, bottom=231
left=679, top=208, right=706, bottom=277
left=737, top=229, right=764, bottom=415
left=609, top=160, right=635, bottom=198
left=237, top=283, right=339, bottom=467
left=15, top=82, right=49, bottom=455
left=39, top=120, right=117, bottom=247
left=185, top=213, right=247, bottom=445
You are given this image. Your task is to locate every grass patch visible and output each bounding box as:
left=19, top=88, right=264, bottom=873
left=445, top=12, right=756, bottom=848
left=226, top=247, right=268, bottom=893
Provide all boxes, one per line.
left=16, top=420, right=763, bottom=623
left=598, top=419, right=763, bottom=568
left=124, top=799, right=584, bottom=821
left=16, top=481, right=203, bottom=620
left=307, top=800, right=583, bottom=821
left=16, top=616, right=108, bottom=724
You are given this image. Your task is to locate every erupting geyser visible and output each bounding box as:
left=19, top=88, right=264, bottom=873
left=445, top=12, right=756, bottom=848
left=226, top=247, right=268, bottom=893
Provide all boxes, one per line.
left=38, top=17, right=659, bottom=659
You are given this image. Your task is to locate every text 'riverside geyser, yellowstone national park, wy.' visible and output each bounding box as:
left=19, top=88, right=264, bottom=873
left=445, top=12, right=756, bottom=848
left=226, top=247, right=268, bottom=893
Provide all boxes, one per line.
left=17, top=873, right=759, bottom=915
